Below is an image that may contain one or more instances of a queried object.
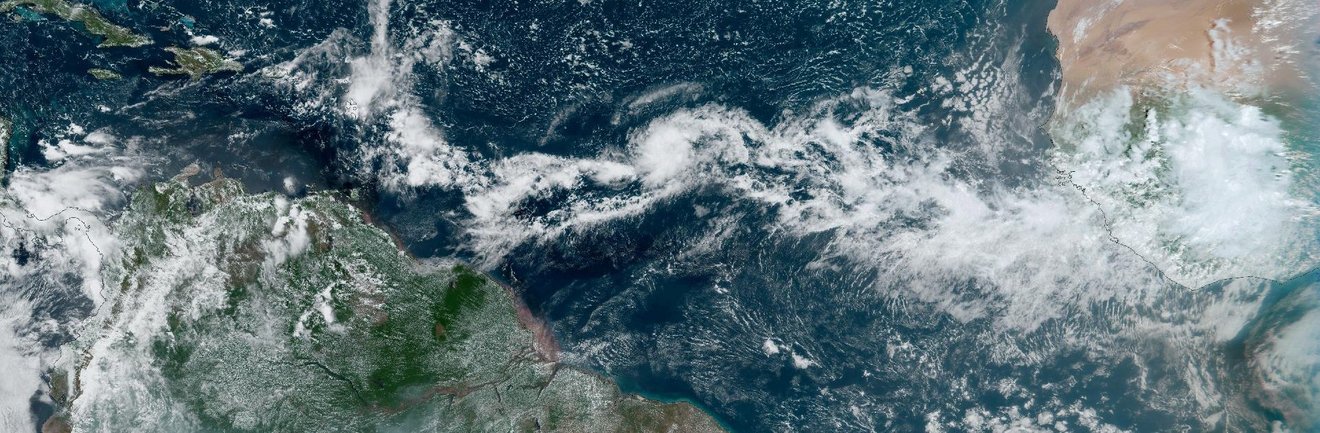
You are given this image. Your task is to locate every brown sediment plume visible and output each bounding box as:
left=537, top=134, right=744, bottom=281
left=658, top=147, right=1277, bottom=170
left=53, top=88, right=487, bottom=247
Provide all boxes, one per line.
left=501, top=279, right=561, bottom=363
left=338, top=183, right=560, bottom=361
left=1048, top=0, right=1310, bottom=107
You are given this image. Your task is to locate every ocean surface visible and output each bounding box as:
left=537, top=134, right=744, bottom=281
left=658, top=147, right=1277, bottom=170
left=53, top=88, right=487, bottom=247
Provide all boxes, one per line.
left=3, top=0, right=1320, bottom=431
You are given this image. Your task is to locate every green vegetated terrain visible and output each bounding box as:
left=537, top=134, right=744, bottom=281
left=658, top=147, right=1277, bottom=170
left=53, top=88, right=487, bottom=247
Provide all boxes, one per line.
left=149, top=47, right=242, bottom=78
left=51, top=173, right=723, bottom=433
left=1, top=0, right=150, bottom=47
left=86, top=68, right=121, bottom=80
left=3, top=1, right=242, bottom=79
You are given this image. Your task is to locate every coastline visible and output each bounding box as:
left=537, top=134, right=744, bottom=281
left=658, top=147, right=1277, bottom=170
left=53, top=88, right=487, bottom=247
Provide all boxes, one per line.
left=1045, top=0, right=1320, bottom=430
left=31, top=172, right=729, bottom=432
left=343, top=181, right=727, bottom=432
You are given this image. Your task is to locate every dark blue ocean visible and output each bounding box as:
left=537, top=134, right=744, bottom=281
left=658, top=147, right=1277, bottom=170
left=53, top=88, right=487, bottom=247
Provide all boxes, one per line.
left=3, top=0, right=1316, bottom=430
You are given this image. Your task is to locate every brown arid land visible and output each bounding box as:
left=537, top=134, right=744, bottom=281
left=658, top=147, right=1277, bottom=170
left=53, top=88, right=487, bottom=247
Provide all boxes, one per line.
left=1047, top=0, right=1316, bottom=108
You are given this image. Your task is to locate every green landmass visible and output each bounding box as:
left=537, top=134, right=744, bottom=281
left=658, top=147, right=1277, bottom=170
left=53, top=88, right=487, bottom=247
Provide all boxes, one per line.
left=148, top=46, right=242, bottom=79
left=0, top=0, right=151, bottom=47
left=87, top=68, right=121, bottom=80
left=52, top=172, right=724, bottom=433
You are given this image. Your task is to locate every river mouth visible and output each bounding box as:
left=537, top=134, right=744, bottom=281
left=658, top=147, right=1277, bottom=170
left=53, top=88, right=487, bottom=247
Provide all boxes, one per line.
left=3, top=0, right=1320, bottom=431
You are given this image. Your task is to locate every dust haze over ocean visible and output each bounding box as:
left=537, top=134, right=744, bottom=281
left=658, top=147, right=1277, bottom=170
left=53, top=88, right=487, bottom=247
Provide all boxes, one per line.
left=3, top=0, right=1320, bottom=431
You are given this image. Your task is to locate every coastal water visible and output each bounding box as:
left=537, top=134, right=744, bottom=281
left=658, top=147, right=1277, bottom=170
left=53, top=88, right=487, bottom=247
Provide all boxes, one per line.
left=3, top=0, right=1320, bottom=430
left=367, top=0, right=1065, bottom=430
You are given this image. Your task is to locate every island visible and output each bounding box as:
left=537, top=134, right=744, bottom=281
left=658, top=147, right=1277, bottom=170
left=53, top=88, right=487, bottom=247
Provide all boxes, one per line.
left=86, top=68, right=121, bottom=80
left=148, top=46, right=243, bottom=79
left=0, top=115, right=8, bottom=183
left=0, top=0, right=150, bottom=48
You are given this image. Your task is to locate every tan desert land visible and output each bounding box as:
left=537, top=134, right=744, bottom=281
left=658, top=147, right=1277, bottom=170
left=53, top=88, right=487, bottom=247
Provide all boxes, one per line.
left=1048, top=0, right=1316, bottom=107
